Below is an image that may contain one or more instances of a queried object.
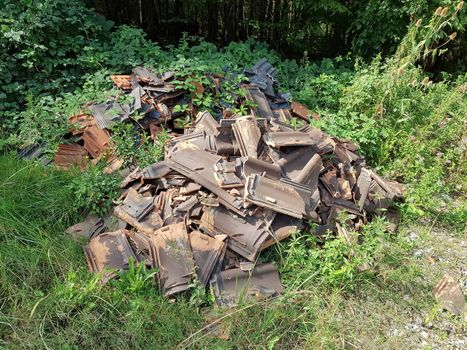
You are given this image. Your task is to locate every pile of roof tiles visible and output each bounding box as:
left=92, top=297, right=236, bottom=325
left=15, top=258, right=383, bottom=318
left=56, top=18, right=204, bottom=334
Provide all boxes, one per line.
left=63, top=59, right=404, bottom=306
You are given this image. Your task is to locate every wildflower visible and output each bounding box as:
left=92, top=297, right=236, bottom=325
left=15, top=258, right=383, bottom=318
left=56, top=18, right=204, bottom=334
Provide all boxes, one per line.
left=415, top=19, right=422, bottom=27
left=440, top=7, right=449, bottom=17
left=456, top=1, right=464, bottom=11
left=435, top=6, right=443, bottom=16
left=449, top=32, right=457, bottom=40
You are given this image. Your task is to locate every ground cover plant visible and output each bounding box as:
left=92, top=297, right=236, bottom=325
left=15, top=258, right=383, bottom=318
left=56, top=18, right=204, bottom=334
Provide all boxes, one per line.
left=0, top=1, right=465, bottom=349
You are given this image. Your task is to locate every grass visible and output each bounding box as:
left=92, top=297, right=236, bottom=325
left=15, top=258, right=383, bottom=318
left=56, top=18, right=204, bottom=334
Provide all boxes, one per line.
left=1, top=154, right=464, bottom=349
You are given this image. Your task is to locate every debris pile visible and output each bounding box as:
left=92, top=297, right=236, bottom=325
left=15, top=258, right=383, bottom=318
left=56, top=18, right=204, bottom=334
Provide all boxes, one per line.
left=61, top=59, right=403, bottom=306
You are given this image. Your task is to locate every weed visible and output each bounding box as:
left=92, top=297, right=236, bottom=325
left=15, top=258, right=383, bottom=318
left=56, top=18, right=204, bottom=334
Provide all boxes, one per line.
left=111, top=123, right=169, bottom=167
left=112, top=258, right=158, bottom=296
left=68, top=165, right=120, bottom=216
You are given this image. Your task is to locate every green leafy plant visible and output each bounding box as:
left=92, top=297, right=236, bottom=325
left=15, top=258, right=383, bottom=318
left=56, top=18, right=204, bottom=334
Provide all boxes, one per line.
left=113, top=258, right=158, bottom=296
left=111, top=123, right=169, bottom=167
left=68, top=165, right=120, bottom=216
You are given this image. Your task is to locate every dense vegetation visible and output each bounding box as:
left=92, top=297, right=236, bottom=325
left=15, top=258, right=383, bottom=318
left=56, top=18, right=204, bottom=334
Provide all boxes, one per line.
left=88, top=0, right=467, bottom=59
left=0, top=0, right=465, bottom=348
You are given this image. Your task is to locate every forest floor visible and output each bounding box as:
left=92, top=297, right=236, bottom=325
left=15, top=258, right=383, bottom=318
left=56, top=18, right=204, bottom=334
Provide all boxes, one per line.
left=0, top=155, right=465, bottom=349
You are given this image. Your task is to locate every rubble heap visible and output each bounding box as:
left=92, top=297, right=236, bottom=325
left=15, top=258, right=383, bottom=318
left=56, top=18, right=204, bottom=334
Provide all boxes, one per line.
left=62, top=59, right=403, bottom=306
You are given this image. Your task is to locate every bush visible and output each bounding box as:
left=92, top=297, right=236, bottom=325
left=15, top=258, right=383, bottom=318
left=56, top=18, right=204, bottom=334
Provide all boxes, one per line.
left=68, top=165, right=120, bottom=216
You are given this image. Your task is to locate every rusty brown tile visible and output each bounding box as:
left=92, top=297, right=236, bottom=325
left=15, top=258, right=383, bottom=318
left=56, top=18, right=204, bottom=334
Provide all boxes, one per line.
left=355, top=168, right=371, bottom=211
left=189, top=230, right=227, bottom=287
left=83, top=229, right=137, bottom=281
left=200, top=206, right=273, bottom=261
left=166, top=149, right=247, bottom=216
left=244, top=86, right=274, bottom=120
left=65, top=215, right=105, bottom=240
left=433, top=273, right=465, bottom=315
left=244, top=174, right=309, bottom=219
left=111, top=75, right=133, bottom=90
left=54, top=143, right=88, bottom=169
left=239, top=157, right=281, bottom=180
left=166, top=132, right=216, bottom=154
left=293, top=153, right=322, bottom=189
left=291, top=101, right=310, bottom=121
left=149, top=222, right=195, bottom=296
left=141, top=161, right=172, bottom=180
left=114, top=206, right=163, bottom=235
left=121, top=188, right=155, bottom=220
left=192, top=111, right=219, bottom=135
left=263, top=132, right=314, bottom=148
left=210, top=263, right=283, bottom=307
left=260, top=214, right=304, bottom=250
left=68, top=113, right=96, bottom=135
left=132, top=67, right=163, bottom=85
left=231, top=116, right=262, bottom=158
left=179, top=182, right=202, bottom=195
left=82, top=125, right=113, bottom=158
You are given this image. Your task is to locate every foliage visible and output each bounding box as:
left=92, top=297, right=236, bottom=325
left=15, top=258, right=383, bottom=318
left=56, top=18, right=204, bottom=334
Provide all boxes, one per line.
left=0, top=0, right=113, bottom=133
left=111, top=122, right=169, bottom=168
left=112, top=258, right=158, bottom=295
left=68, top=165, right=120, bottom=216
left=310, top=2, right=466, bottom=219
left=281, top=218, right=398, bottom=290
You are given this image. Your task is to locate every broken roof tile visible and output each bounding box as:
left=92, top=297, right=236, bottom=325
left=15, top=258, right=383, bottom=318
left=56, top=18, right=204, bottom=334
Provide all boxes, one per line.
left=83, top=230, right=137, bottom=282
left=244, top=174, right=309, bottom=219
left=263, top=132, right=314, bottom=148
left=65, top=215, right=105, bottom=240
left=189, top=230, right=227, bottom=287
left=167, top=149, right=247, bottom=216
left=210, top=263, right=283, bottom=307
left=54, top=143, right=88, bottom=170
left=121, top=188, right=155, bottom=220
left=291, top=101, right=311, bottom=121
left=111, top=75, right=133, bottom=90
left=149, top=222, right=195, bottom=296
left=232, top=116, right=262, bottom=159
left=200, top=206, right=273, bottom=261
left=82, top=125, right=113, bottom=158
